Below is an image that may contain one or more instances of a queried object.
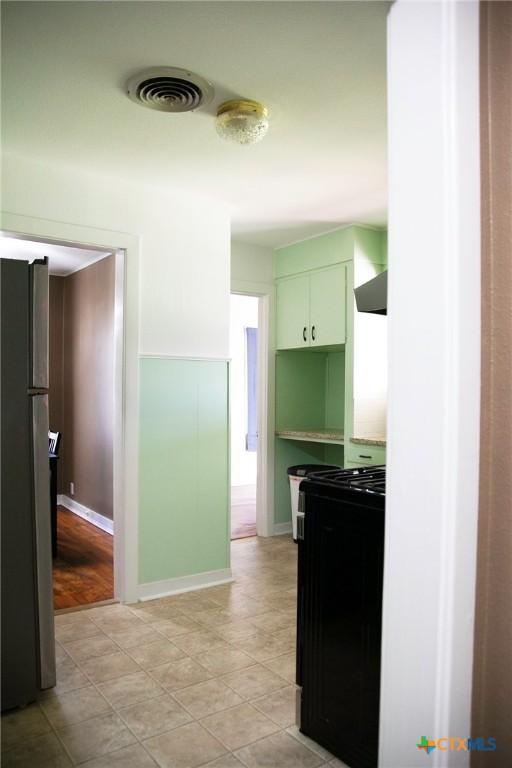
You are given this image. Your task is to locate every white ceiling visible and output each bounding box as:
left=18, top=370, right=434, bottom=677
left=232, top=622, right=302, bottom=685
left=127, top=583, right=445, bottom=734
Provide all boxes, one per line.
left=0, top=236, right=112, bottom=276
left=1, top=1, right=388, bottom=248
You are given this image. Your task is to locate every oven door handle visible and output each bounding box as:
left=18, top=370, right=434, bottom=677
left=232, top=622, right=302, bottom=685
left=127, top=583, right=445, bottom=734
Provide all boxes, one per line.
left=297, top=511, right=305, bottom=541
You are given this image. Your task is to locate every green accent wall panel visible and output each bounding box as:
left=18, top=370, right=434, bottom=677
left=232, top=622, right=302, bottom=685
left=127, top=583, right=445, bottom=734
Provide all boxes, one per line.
left=275, top=350, right=345, bottom=432
left=138, top=358, right=229, bottom=585
left=353, top=226, right=385, bottom=265
left=325, top=351, right=345, bottom=428
left=275, top=352, right=326, bottom=431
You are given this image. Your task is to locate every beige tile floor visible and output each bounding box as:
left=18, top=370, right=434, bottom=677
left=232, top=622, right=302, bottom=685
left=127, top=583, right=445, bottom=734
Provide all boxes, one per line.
left=1, top=535, right=347, bottom=768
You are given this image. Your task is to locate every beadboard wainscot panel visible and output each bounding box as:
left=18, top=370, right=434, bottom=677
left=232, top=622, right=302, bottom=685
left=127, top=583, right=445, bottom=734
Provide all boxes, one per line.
left=138, top=357, right=230, bottom=589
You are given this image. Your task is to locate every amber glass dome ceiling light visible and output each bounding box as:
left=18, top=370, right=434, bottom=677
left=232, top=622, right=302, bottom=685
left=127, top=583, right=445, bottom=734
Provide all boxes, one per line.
left=215, top=99, right=269, bottom=145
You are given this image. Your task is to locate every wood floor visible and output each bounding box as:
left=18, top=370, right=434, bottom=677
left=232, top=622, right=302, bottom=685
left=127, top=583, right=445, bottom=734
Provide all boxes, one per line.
left=231, top=485, right=257, bottom=540
left=53, top=506, right=114, bottom=610
left=231, top=503, right=257, bottom=539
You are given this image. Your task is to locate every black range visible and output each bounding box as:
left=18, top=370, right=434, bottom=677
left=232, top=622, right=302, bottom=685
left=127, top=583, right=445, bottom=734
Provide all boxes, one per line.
left=296, top=465, right=386, bottom=768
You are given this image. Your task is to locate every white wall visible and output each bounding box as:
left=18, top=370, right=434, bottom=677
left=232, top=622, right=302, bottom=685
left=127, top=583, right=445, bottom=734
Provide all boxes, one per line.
left=231, top=240, right=273, bottom=286
left=230, top=294, right=259, bottom=488
left=2, top=152, right=231, bottom=359
left=380, top=2, right=481, bottom=766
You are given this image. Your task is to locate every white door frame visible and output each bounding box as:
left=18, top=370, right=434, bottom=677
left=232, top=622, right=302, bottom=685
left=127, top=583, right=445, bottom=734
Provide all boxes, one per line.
left=230, top=280, right=276, bottom=538
left=0, top=212, right=140, bottom=604
left=380, top=2, right=481, bottom=766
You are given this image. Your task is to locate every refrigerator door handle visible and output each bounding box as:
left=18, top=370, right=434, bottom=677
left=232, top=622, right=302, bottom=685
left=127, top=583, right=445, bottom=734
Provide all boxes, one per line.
left=30, top=261, right=49, bottom=390
left=32, top=394, right=56, bottom=689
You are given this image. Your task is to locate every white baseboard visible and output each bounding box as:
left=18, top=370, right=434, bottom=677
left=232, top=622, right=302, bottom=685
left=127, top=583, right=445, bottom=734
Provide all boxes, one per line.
left=273, top=522, right=292, bottom=536
left=138, top=568, right=233, bottom=602
left=58, top=495, right=114, bottom=535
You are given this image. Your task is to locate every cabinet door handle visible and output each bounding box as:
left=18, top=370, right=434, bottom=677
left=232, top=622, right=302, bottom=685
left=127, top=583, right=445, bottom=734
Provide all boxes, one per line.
left=303, top=327, right=307, bottom=342
left=359, top=454, right=372, bottom=460
left=311, top=325, right=316, bottom=341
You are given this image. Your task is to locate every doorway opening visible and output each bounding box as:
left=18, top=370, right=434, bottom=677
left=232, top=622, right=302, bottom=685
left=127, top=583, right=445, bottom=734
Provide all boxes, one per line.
left=230, top=293, right=259, bottom=540
left=0, top=234, right=121, bottom=610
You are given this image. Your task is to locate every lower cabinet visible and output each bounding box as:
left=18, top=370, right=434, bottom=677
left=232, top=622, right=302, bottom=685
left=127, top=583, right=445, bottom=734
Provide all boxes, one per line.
left=345, top=442, right=386, bottom=467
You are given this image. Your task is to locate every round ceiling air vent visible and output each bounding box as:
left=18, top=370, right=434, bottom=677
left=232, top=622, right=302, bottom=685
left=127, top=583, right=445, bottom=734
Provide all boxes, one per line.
left=126, top=67, right=214, bottom=113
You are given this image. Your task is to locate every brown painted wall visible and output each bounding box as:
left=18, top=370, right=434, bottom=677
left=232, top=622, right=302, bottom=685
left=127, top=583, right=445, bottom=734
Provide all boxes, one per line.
left=48, top=255, right=115, bottom=519
left=48, top=276, right=64, bottom=446
left=472, top=2, right=512, bottom=764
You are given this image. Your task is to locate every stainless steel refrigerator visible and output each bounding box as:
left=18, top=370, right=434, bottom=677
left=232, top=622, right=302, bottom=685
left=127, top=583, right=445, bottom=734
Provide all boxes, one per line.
left=1, top=256, right=56, bottom=710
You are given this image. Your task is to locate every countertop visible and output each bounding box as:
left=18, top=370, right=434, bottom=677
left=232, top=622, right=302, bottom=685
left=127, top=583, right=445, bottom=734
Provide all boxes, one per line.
left=276, top=428, right=345, bottom=444
left=351, top=437, right=387, bottom=448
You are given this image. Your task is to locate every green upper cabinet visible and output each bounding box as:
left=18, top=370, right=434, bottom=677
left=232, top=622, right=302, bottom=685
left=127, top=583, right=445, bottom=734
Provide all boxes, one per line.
left=310, top=265, right=346, bottom=347
left=276, top=265, right=346, bottom=350
left=276, top=274, right=310, bottom=349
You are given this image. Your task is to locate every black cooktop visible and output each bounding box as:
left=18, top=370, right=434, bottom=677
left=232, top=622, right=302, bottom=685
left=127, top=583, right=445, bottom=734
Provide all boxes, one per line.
left=307, top=465, right=386, bottom=497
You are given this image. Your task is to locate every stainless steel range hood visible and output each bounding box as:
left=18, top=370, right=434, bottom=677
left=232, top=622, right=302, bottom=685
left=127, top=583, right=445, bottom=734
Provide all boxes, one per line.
left=354, top=270, right=387, bottom=315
